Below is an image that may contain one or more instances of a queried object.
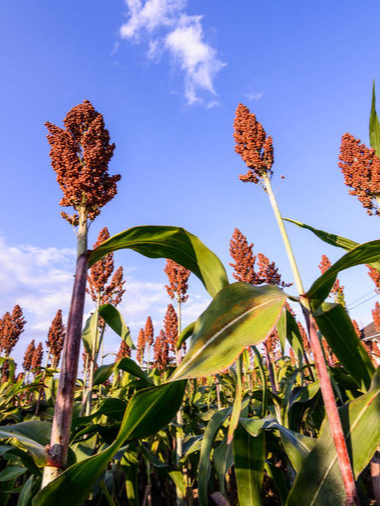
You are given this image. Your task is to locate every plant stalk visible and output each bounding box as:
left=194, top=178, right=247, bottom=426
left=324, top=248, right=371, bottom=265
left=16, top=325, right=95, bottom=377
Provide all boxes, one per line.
left=42, top=209, right=89, bottom=487
left=262, top=174, right=359, bottom=506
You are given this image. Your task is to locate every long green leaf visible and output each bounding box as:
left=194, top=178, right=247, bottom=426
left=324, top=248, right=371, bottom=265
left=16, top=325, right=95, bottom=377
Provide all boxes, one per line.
left=313, top=302, right=375, bottom=391
left=33, top=381, right=185, bottom=506
left=213, top=436, right=233, bottom=497
left=284, top=218, right=380, bottom=272
left=277, top=309, right=304, bottom=366
left=99, top=305, right=135, bottom=349
left=241, top=416, right=316, bottom=473
left=370, top=81, right=380, bottom=154
left=198, top=407, right=232, bottom=506
left=170, top=283, right=287, bottom=381
left=233, top=423, right=265, bottom=506
left=0, top=466, right=27, bottom=482
left=117, top=357, right=153, bottom=385
left=81, top=311, right=98, bottom=357
left=89, top=226, right=229, bottom=298
left=0, top=421, right=51, bottom=467
left=305, top=240, right=380, bottom=309
left=286, top=367, right=380, bottom=506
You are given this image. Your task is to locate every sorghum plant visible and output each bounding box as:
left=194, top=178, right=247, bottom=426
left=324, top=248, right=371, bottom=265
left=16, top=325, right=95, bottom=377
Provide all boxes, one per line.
left=234, top=102, right=360, bottom=506
left=0, top=305, right=26, bottom=357
left=43, top=100, right=121, bottom=485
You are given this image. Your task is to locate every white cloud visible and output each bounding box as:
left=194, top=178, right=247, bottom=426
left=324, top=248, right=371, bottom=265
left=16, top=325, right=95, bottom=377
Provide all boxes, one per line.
left=0, top=235, right=211, bottom=369
left=119, top=0, right=225, bottom=105
left=244, top=91, right=264, bottom=102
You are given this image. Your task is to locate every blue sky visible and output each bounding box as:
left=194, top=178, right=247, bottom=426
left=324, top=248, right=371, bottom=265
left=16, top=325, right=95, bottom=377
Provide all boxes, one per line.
left=1, top=0, right=380, bottom=366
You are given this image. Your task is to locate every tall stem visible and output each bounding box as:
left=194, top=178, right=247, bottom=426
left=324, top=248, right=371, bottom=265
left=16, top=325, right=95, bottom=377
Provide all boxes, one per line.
left=176, top=299, right=184, bottom=506
left=262, top=174, right=359, bottom=506
left=42, top=209, right=89, bottom=487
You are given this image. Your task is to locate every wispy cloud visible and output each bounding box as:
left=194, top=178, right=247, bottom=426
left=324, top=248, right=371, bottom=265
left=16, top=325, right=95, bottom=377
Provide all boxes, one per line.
left=119, top=0, right=226, bottom=105
left=0, top=235, right=211, bottom=368
left=243, top=90, right=264, bottom=102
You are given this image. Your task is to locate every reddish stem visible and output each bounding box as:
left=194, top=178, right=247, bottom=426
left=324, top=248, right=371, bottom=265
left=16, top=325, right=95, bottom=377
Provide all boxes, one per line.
left=47, top=252, right=89, bottom=468
left=301, top=302, right=360, bottom=506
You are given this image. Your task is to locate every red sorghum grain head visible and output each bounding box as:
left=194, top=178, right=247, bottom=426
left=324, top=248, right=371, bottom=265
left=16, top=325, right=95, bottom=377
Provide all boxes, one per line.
left=87, top=228, right=114, bottom=300
left=103, top=266, right=126, bottom=307
left=23, top=339, right=36, bottom=372
left=31, top=342, right=43, bottom=372
left=234, top=103, right=274, bottom=184
left=144, top=316, right=154, bottom=347
left=46, top=309, right=66, bottom=367
left=339, top=133, right=380, bottom=216
left=256, top=253, right=292, bottom=288
left=117, top=340, right=131, bottom=361
left=229, top=228, right=257, bottom=284
left=318, top=255, right=345, bottom=305
left=164, top=260, right=191, bottom=303
left=0, top=305, right=26, bottom=356
left=367, top=265, right=380, bottom=294
left=154, top=329, right=170, bottom=369
left=46, top=100, right=120, bottom=223
left=136, top=328, right=145, bottom=365
left=163, top=304, right=178, bottom=354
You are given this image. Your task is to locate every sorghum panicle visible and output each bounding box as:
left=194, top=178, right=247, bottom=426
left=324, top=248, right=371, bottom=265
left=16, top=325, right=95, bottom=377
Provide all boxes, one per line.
left=136, top=329, right=145, bottom=364
left=164, top=259, right=191, bottom=303
left=339, top=133, right=380, bottom=216
left=46, top=309, right=66, bottom=367
left=31, top=342, right=43, bottom=372
left=319, top=255, right=345, bottom=306
left=45, top=100, right=121, bottom=223
left=229, top=228, right=257, bottom=284
left=233, top=103, right=274, bottom=184
left=116, top=340, right=131, bottom=361
left=0, top=305, right=26, bottom=356
left=103, top=266, right=126, bottom=307
left=87, top=228, right=114, bottom=301
left=154, top=330, right=170, bottom=369
left=163, top=304, right=178, bottom=354
left=367, top=265, right=380, bottom=294
left=23, top=340, right=36, bottom=372
left=144, top=316, right=154, bottom=347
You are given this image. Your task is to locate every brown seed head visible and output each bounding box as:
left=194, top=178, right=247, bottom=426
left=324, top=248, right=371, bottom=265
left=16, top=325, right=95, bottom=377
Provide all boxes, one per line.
left=31, top=342, right=43, bottom=371
left=256, top=253, right=292, bottom=288
left=229, top=228, right=256, bottom=284
left=23, top=340, right=36, bottom=372
left=116, top=340, right=131, bottom=361
left=297, top=321, right=311, bottom=354
left=46, top=309, right=66, bottom=367
left=144, top=316, right=154, bottom=346
left=233, top=103, right=274, bottom=184
left=372, top=302, right=380, bottom=334
left=164, top=259, right=191, bottom=303
left=45, top=100, right=120, bottom=223
left=0, top=305, right=26, bottom=356
left=339, top=133, right=380, bottom=216
left=367, top=265, right=380, bottom=294
left=154, top=329, right=170, bottom=369
left=163, top=304, right=178, bottom=354
left=136, top=328, right=145, bottom=364
left=352, top=319, right=362, bottom=339
left=103, top=266, right=125, bottom=307
left=87, top=228, right=114, bottom=300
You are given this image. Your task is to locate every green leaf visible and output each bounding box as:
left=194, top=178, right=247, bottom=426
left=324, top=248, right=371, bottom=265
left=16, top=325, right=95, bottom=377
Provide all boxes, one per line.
left=214, top=436, right=233, bottom=497
left=33, top=381, right=186, bottom=506
left=305, top=240, right=380, bottom=310
left=89, top=225, right=229, bottom=298
left=233, top=423, right=265, bottom=506
left=198, top=407, right=232, bottom=506
left=227, top=356, right=243, bottom=444
left=177, top=321, right=196, bottom=349
left=0, top=421, right=51, bottom=467
left=284, top=218, right=380, bottom=272
left=277, top=309, right=304, bottom=366
left=264, top=461, right=289, bottom=506
left=93, top=363, right=116, bottom=386
left=72, top=398, right=127, bottom=427
left=313, top=302, right=375, bottom=391
left=117, top=357, right=153, bottom=386
left=17, top=475, right=34, bottom=506
left=0, top=466, right=27, bottom=482
left=81, top=311, right=98, bottom=358
left=286, top=367, right=380, bottom=506
left=99, top=305, right=135, bottom=350
left=170, top=283, right=287, bottom=381
left=370, top=81, right=380, bottom=155
left=240, top=416, right=316, bottom=473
